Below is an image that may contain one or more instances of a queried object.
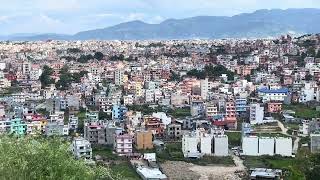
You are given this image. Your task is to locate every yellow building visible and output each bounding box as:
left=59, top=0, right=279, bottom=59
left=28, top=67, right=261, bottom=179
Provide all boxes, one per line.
left=135, top=130, right=154, bottom=150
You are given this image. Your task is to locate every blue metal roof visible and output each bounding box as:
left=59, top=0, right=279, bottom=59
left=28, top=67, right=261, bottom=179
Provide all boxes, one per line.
left=258, top=88, right=289, bottom=94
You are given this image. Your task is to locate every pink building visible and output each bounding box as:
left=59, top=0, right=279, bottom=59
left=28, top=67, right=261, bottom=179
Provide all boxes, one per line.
left=114, top=134, right=133, bottom=154
left=267, top=102, right=282, bottom=113
left=224, top=101, right=237, bottom=129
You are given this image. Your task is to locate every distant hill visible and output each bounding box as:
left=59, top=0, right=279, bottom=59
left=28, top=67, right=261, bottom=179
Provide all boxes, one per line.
left=3, top=8, right=320, bottom=41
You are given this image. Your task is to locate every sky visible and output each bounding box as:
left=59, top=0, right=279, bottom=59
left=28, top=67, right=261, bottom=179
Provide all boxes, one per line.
left=0, top=0, right=320, bottom=35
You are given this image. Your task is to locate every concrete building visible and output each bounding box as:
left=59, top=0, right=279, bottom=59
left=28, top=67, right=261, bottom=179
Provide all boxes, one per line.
left=205, top=103, right=218, bottom=117
left=10, top=118, right=27, bottom=136
left=235, top=97, right=248, bottom=115
left=112, top=105, right=127, bottom=121
left=213, top=135, right=229, bottom=156
left=242, top=136, right=259, bottom=156
left=135, top=130, right=154, bottom=150
left=45, top=122, right=69, bottom=136
left=84, top=121, right=107, bottom=144
left=182, top=133, right=201, bottom=158
left=250, top=103, right=264, bottom=124
left=71, top=137, right=92, bottom=160
left=200, top=134, right=213, bottom=155
left=311, top=134, right=320, bottom=153
left=114, top=134, right=133, bottom=154
left=267, top=102, right=282, bottom=113
left=258, top=137, right=275, bottom=156
left=114, top=69, right=124, bottom=86
left=243, top=136, right=292, bottom=156
left=166, top=123, right=182, bottom=140
left=258, top=88, right=289, bottom=103
left=200, top=78, right=208, bottom=100
left=275, top=138, right=292, bottom=156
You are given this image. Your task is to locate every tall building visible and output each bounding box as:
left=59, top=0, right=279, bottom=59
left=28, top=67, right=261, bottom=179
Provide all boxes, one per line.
left=114, top=134, right=133, bottom=154
left=250, top=103, right=264, bottom=124
left=200, top=78, right=208, bottom=100
left=114, top=69, right=124, bottom=86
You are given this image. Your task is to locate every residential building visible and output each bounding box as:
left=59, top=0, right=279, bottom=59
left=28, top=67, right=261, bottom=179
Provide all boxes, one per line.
left=71, top=137, right=92, bottom=160
left=135, top=130, right=154, bottom=150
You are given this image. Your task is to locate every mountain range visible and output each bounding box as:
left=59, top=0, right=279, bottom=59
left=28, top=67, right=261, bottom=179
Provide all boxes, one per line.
left=2, top=8, right=320, bottom=41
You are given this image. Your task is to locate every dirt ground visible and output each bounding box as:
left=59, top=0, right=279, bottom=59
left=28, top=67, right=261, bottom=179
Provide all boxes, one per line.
left=160, top=155, right=246, bottom=180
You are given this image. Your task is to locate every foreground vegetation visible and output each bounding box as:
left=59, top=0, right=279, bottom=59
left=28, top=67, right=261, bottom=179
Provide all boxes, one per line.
left=0, top=136, right=118, bottom=180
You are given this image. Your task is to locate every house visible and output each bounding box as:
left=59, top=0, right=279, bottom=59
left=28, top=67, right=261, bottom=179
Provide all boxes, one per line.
left=114, top=134, right=133, bottom=154
left=250, top=103, right=264, bottom=124
left=267, top=102, right=282, bottom=113
left=84, top=121, right=107, bottom=144
left=135, top=130, right=154, bottom=150
left=112, top=105, right=127, bottom=121
left=166, top=123, right=182, bottom=140
left=10, top=118, right=27, bottom=136
left=45, top=122, right=69, bottom=136
left=258, top=88, right=289, bottom=103
left=71, top=137, right=92, bottom=160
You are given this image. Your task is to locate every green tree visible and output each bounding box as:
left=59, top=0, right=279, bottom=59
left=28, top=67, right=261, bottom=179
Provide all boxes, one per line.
left=0, top=136, right=119, bottom=179
left=39, top=65, right=54, bottom=88
left=94, top=52, right=104, bottom=61
left=56, top=65, right=73, bottom=90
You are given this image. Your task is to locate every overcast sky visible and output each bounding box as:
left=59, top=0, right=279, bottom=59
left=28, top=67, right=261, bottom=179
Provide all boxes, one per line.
left=0, top=0, right=319, bottom=35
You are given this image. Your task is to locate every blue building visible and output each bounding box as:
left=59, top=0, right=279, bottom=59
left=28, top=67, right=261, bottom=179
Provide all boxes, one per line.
left=235, top=97, right=248, bottom=115
left=112, top=105, right=127, bottom=121
left=10, top=118, right=27, bottom=136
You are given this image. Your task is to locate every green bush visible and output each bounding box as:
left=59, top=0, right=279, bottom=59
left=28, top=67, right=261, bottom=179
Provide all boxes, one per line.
left=0, top=136, right=119, bottom=180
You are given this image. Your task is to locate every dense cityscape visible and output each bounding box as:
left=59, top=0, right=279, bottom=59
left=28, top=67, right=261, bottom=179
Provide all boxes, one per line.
left=0, top=33, right=320, bottom=179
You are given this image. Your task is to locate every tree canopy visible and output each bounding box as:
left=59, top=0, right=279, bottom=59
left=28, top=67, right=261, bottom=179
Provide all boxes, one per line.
left=94, top=52, right=104, bottom=61
left=0, top=136, right=118, bottom=180
left=187, top=65, right=235, bottom=81
left=40, top=65, right=54, bottom=88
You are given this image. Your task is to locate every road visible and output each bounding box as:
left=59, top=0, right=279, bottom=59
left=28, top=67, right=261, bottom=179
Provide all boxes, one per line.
left=277, top=120, right=289, bottom=135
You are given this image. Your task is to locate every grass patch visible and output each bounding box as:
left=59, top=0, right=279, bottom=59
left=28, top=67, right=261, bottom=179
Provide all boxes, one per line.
left=92, top=146, right=120, bottom=161
left=243, top=156, right=305, bottom=180
left=157, top=142, right=234, bottom=166
left=226, top=132, right=241, bottom=147
left=284, top=104, right=320, bottom=119
left=109, top=162, right=140, bottom=180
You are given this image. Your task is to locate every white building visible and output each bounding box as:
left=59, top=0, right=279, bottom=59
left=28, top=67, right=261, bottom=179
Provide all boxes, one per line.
left=152, top=112, right=171, bottom=126
left=71, top=137, right=92, bottom=160
left=242, top=136, right=259, bottom=156
left=275, top=138, right=292, bottom=156
left=114, top=69, right=124, bottom=86
left=311, top=134, right=320, bottom=153
left=299, top=120, right=310, bottom=136
left=242, top=136, right=292, bottom=156
left=182, top=133, right=200, bottom=158
left=259, top=137, right=275, bottom=156
left=299, top=82, right=320, bottom=103
left=200, top=134, right=212, bottom=155
left=258, top=88, right=288, bottom=103
left=200, top=78, right=208, bottom=100
left=213, top=135, right=228, bottom=156
left=250, top=103, right=264, bottom=124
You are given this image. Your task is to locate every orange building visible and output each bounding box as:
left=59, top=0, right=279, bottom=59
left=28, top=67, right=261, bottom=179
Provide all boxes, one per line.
left=135, top=130, right=154, bottom=150
left=267, top=102, right=282, bottom=113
